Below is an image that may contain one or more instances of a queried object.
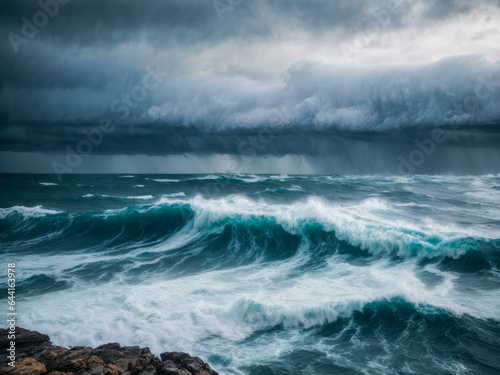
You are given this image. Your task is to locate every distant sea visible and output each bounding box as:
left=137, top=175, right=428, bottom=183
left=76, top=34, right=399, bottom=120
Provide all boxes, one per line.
left=1, top=174, right=499, bottom=374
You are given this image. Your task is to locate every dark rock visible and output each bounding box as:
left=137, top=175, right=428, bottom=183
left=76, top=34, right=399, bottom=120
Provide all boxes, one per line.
left=0, top=328, right=51, bottom=361
left=0, top=328, right=218, bottom=375
left=157, top=360, right=192, bottom=375
left=0, top=358, right=47, bottom=375
left=33, top=345, right=70, bottom=371
left=0, top=328, right=50, bottom=349
left=160, top=353, right=218, bottom=375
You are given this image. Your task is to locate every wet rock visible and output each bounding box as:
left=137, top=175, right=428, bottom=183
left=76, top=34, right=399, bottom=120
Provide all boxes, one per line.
left=157, top=360, right=192, bottom=375
left=0, top=358, right=47, bottom=375
left=0, top=328, right=218, bottom=375
left=160, top=353, right=218, bottom=375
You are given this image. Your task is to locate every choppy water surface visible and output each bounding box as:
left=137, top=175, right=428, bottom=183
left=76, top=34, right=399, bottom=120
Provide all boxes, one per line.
left=1, top=174, right=499, bottom=374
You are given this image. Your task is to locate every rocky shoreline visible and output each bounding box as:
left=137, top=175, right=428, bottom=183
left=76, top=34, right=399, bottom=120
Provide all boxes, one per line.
left=0, top=328, right=218, bottom=375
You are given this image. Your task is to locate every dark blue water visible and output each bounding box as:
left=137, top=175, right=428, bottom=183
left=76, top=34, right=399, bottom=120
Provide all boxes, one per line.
left=1, top=174, right=499, bottom=374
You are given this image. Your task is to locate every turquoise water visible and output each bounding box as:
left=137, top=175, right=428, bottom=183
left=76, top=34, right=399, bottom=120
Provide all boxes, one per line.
left=1, top=174, right=499, bottom=374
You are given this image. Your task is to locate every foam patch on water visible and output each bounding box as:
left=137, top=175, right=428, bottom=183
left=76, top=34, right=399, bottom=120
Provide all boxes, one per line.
left=232, top=174, right=267, bottom=183
left=163, top=192, right=186, bottom=197
left=151, top=178, right=181, bottom=183
left=188, top=175, right=220, bottom=181
left=0, top=205, right=61, bottom=219
left=148, top=195, right=493, bottom=257
left=18, top=253, right=500, bottom=369
left=38, top=182, right=58, bottom=186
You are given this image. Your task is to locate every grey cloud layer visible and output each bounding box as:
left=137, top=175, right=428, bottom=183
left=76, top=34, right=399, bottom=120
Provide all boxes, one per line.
left=2, top=55, right=499, bottom=156
left=0, top=0, right=406, bottom=47
left=1, top=0, right=488, bottom=46
left=1, top=0, right=499, bottom=161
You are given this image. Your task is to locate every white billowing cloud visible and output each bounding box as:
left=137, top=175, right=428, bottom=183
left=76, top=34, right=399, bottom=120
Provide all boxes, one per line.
left=4, top=54, right=499, bottom=135
left=141, top=54, right=500, bottom=131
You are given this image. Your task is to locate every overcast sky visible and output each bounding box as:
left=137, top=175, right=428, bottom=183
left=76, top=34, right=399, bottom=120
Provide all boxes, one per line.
left=1, top=0, right=500, bottom=174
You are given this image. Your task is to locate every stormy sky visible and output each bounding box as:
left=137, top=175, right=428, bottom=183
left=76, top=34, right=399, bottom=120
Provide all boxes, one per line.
left=1, top=0, right=500, bottom=174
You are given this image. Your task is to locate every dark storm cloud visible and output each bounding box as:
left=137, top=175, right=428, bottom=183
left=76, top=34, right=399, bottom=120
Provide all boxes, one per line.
left=2, top=121, right=500, bottom=157
left=1, top=0, right=500, bottom=174
left=0, top=0, right=399, bottom=47
left=3, top=0, right=494, bottom=45
left=2, top=54, right=499, bottom=155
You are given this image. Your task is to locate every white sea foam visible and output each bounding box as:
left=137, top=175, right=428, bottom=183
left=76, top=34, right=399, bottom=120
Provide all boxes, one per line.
left=0, top=205, right=61, bottom=219
left=233, top=175, right=267, bottom=183
left=162, top=192, right=186, bottom=197
left=188, top=175, right=220, bottom=181
left=151, top=178, right=181, bottom=183
left=269, top=174, right=289, bottom=181
left=18, top=252, right=500, bottom=371
left=38, top=182, right=58, bottom=186
left=146, top=195, right=492, bottom=257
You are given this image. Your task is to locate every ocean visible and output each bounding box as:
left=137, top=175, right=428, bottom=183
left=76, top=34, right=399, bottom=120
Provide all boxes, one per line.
left=1, top=174, right=499, bottom=374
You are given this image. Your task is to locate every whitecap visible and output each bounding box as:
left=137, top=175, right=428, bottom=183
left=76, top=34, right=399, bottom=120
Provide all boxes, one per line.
left=152, top=178, right=181, bottom=183
left=0, top=205, right=61, bottom=219
left=163, top=192, right=186, bottom=197
left=188, top=175, right=219, bottom=181
left=125, top=195, right=154, bottom=200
